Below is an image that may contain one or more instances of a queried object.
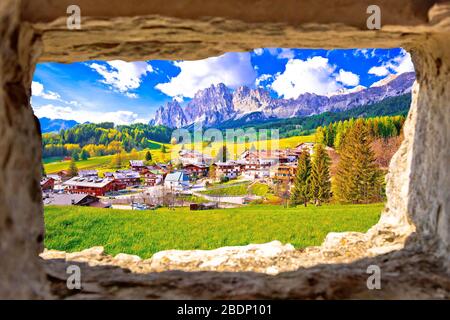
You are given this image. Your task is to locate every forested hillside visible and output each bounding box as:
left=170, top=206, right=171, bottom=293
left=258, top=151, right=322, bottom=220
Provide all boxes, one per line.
left=217, top=94, right=411, bottom=138
left=42, top=123, right=172, bottom=158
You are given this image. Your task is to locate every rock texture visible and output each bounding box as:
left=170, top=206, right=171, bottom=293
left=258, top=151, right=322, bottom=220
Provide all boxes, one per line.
left=0, top=0, right=49, bottom=299
left=152, top=72, right=415, bottom=128
left=40, top=233, right=410, bottom=276
left=40, top=242, right=450, bottom=299
left=0, top=0, right=449, bottom=299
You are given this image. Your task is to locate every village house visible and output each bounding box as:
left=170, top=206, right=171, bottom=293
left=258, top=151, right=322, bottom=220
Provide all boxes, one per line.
left=241, top=159, right=271, bottom=179
left=78, top=170, right=98, bottom=178
left=40, top=177, right=55, bottom=192
left=112, top=170, right=141, bottom=187
left=240, top=150, right=292, bottom=165
left=213, top=161, right=243, bottom=179
left=179, top=150, right=213, bottom=166
left=144, top=170, right=164, bottom=187
left=129, top=160, right=146, bottom=172
left=272, top=164, right=297, bottom=184
left=295, top=142, right=316, bottom=155
left=164, top=171, right=190, bottom=190
left=42, top=193, right=108, bottom=207
left=63, top=176, right=116, bottom=196
left=182, top=163, right=209, bottom=178
left=55, top=170, right=71, bottom=182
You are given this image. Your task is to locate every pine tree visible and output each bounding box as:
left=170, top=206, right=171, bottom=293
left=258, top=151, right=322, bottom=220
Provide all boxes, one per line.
left=310, top=144, right=331, bottom=206
left=145, top=151, right=152, bottom=162
left=333, top=119, right=383, bottom=203
left=79, top=149, right=89, bottom=161
left=71, top=150, right=79, bottom=161
left=290, top=151, right=312, bottom=207
left=68, top=158, right=78, bottom=177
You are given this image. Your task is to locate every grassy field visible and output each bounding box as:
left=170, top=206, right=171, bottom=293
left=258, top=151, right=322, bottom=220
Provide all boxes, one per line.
left=200, top=182, right=270, bottom=197
left=201, top=181, right=251, bottom=196
left=44, top=203, right=383, bottom=258
left=44, top=146, right=172, bottom=175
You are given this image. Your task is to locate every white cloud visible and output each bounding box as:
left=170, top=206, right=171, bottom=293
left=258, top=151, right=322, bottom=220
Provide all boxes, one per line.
left=336, top=69, right=360, bottom=87
left=271, top=56, right=354, bottom=98
left=255, top=74, right=273, bottom=87
left=259, top=48, right=296, bottom=60
left=155, top=52, right=257, bottom=99
left=33, top=104, right=73, bottom=119
left=253, top=48, right=264, bottom=55
left=32, top=104, right=147, bottom=125
left=354, top=49, right=376, bottom=59
left=277, top=48, right=295, bottom=60
left=392, top=51, right=415, bottom=74
left=31, top=81, right=61, bottom=100
left=368, top=66, right=390, bottom=76
left=368, top=49, right=414, bottom=78
left=89, top=60, right=153, bottom=98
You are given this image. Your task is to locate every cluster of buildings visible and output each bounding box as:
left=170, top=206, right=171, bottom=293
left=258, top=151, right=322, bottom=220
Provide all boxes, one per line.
left=213, top=143, right=318, bottom=184
left=41, top=142, right=323, bottom=207
left=175, top=143, right=317, bottom=184
left=43, top=161, right=174, bottom=197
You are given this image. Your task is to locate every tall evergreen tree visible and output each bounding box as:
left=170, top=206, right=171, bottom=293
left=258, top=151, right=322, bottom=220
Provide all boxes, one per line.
left=290, top=151, right=312, bottom=207
left=68, top=158, right=78, bottom=177
left=79, top=149, right=89, bottom=161
left=145, top=150, right=152, bottom=162
left=310, top=143, right=331, bottom=206
left=333, top=119, right=383, bottom=203
left=71, top=150, right=79, bottom=161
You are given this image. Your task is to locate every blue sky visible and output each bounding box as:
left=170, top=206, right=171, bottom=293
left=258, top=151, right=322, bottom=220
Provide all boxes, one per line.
left=31, top=48, right=414, bottom=125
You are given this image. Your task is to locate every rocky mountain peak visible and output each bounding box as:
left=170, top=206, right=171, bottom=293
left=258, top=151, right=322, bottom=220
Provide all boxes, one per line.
left=151, top=72, right=415, bottom=128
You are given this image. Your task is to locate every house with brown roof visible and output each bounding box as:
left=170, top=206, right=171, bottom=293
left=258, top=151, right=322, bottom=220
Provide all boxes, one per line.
left=63, top=176, right=116, bottom=196
left=129, top=160, right=146, bottom=172
left=40, top=177, right=55, bottom=191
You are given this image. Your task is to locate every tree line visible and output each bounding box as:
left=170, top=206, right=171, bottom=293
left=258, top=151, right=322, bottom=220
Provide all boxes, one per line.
left=290, top=118, right=385, bottom=205
left=216, top=94, right=411, bottom=138
left=42, top=123, right=172, bottom=158
left=314, top=115, right=405, bottom=151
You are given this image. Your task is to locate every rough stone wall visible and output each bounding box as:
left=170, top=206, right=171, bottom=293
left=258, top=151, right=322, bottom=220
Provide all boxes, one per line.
left=0, top=0, right=49, bottom=299
left=0, top=0, right=449, bottom=299
left=407, top=35, right=450, bottom=265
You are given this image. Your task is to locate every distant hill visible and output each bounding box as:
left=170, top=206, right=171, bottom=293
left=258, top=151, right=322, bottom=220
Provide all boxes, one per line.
left=214, top=94, right=412, bottom=138
left=39, top=117, right=79, bottom=133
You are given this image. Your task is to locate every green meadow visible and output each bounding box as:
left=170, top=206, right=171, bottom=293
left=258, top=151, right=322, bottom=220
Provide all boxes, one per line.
left=44, top=203, right=383, bottom=259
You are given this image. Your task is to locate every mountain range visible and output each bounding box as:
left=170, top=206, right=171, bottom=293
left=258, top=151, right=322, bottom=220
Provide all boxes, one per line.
left=38, top=117, right=79, bottom=133
left=150, top=72, right=415, bottom=129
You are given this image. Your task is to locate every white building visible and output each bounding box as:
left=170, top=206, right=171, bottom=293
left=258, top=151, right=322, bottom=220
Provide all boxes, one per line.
left=164, top=171, right=190, bottom=190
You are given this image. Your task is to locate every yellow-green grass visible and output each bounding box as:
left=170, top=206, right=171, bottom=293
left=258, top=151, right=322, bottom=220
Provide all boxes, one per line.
left=171, top=134, right=315, bottom=159
left=44, top=147, right=172, bottom=175
left=201, top=182, right=270, bottom=197
left=44, top=203, right=383, bottom=258
left=200, top=182, right=251, bottom=196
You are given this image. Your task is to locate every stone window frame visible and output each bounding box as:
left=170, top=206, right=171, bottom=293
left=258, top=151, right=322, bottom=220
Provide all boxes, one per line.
left=0, top=0, right=448, bottom=299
